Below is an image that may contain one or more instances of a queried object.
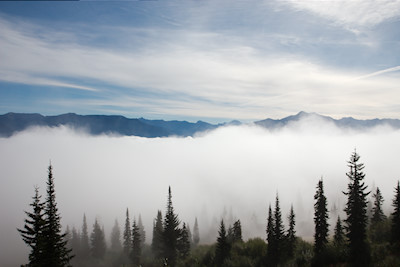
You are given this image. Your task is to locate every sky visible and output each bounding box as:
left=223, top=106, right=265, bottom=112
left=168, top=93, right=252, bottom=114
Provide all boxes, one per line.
left=0, top=0, right=400, bottom=123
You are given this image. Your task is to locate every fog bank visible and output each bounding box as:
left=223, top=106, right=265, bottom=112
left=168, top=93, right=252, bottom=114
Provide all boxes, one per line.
left=1, top=119, right=400, bottom=266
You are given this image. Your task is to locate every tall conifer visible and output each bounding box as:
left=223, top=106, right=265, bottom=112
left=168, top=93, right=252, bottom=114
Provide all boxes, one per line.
left=163, top=186, right=180, bottom=266
left=314, top=178, right=329, bottom=256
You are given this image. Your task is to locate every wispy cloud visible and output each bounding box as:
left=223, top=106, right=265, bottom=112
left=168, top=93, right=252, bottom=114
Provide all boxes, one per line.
left=354, top=66, right=400, bottom=80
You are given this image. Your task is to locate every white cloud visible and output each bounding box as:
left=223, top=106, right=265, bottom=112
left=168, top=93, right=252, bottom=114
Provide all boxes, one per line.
left=281, top=0, right=400, bottom=30
left=0, top=15, right=400, bottom=120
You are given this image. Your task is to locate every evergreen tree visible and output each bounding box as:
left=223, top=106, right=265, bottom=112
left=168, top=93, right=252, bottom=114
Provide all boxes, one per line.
left=177, top=222, right=191, bottom=259
left=186, top=222, right=193, bottom=246
left=274, top=194, right=284, bottom=264
left=151, top=210, right=164, bottom=259
left=314, top=178, right=329, bottom=256
left=123, top=208, right=132, bottom=256
left=18, top=186, right=46, bottom=267
left=266, top=204, right=276, bottom=263
left=80, top=214, right=90, bottom=259
left=110, top=219, right=122, bottom=252
left=137, top=214, right=146, bottom=247
left=333, top=216, right=345, bottom=246
left=232, top=219, right=243, bottom=243
left=215, top=219, right=230, bottom=267
left=90, top=218, right=106, bottom=259
left=131, top=219, right=142, bottom=267
left=343, top=150, right=371, bottom=266
left=42, top=164, right=73, bottom=267
left=193, top=217, right=200, bottom=246
left=371, top=187, right=386, bottom=225
left=391, top=181, right=400, bottom=250
left=70, top=227, right=80, bottom=260
left=286, top=205, right=296, bottom=258
left=163, top=186, right=181, bottom=266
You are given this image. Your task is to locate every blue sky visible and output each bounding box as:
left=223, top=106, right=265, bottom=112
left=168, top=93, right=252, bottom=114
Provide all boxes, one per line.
left=0, top=0, right=399, bottom=122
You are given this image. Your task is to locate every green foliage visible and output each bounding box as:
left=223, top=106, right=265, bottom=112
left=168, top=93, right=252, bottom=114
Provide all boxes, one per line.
left=177, top=222, right=191, bottom=259
left=131, top=219, right=142, bottom=266
left=286, top=204, right=296, bottom=258
left=151, top=210, right=164, bottom=259
left=163, top=186, right=181, bottom=266
left=371, top=187, right=386, bottom=225
left=215, top=219, right=230, bottom=266
left=90, top=218, right=106, bottom=259
left=123, top=208, right=132, bottom=256
left=391, top=181, right=400, bottom=252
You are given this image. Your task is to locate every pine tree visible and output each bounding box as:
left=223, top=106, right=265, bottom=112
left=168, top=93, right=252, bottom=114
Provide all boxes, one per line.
left=186, top=222, right=193, bottom=246
left=274, top=194, right=284, bottom=264
left=137, top=214, right=146, bottom=247
left=343, top=150, right=371, bottom=266
left=266, top=204, right=276, bottom=263
left=314, top=178, right=329, bottom=257
left=42, top=164, right=73, bottom=267
left=90, top=218, right=106, bottom=259
left=163, top=186, right=181, bottom=266
left=177, top=222, right=191, bottom=259
left=110, top=219, right=122, bottom=252
left=123, top=208, right=132, bottom=256
left=215, top=219, right=230, bottom=267
left=151, top=210, right=164, bottom=259
left=80, top=214, right=90, bottom=259
left=18, top=186, right=46, bottom=267
left=333, top=216, right=345, bottom=246
left=287, top=205, right=296, bottom=258
left=193, top=217, right=200, bottom=246
left=391, top=181, right=400, bottom=251
left=70, top=227, right=80, bottom=260
left=371, top=187, right=386, bottom=225
left=131, top=219, right=142, bottom=267
left=232, top=219, right=243, bottom=243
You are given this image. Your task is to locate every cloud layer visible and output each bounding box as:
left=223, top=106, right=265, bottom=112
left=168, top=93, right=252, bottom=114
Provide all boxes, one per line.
left=1, top=119, right=400, bottom=266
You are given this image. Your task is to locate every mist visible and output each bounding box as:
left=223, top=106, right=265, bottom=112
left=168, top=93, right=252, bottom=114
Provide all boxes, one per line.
left=1, top=118, right=400, bottom=266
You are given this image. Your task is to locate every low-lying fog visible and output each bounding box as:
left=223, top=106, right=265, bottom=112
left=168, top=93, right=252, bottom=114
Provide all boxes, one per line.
left=1, top=117, right=400, bottom=266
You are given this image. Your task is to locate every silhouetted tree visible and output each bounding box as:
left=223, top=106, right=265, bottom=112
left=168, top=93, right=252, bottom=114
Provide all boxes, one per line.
left=215, top=219, right=230, bottom=266
left=266, top=204, right=275, bottom=263
left=138, top=214, right=146, bottom=247
left=371, top=187, right=386, bottom=225
left=391, top=181, right=400, bottom=251
left=314, top=178, right=329, bottom=257
left=123, top=208, right=132, bottom=256
left=177, top=222, right=191, bottom=259
left=343, top=150, right=371, bottom=266
left=163, top=186, right=180, bottom=266
left=131, top=219, right=142, bottom=266
left=232, top=219, right=243, bottom=243
left=333, top=216, right=345, bottom=246
left=274, top=194, right=284, bottom=264
left=152, top=210, right=164, bottom=259
left=18, top=186, right=46, bottom=267
left=42, top=164, right=72, bottom=266
left=110, top=219, right=122, bottom=252
left=90, top=218, right=106, bottom=259
left=80, top=214, right=90, bottom=259
left=287, top=205, right=296, bottom=258
left=193, top=217, right=200, bottom=246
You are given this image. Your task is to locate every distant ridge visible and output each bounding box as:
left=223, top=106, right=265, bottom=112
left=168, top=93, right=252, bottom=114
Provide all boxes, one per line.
left=1, top=112, right=400, bottom=138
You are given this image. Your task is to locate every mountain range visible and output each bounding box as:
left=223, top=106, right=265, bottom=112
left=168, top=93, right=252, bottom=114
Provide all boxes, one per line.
left=1, top=111, right=400, bottom=138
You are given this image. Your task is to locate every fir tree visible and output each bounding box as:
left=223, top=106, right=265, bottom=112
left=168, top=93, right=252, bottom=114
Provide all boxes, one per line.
left=232, top=219, right=243, bottom=243
left=110, top=219, right=122, bottom=252
left=42, top=164, right=73, bottom=267
left=266, top=204, right=276, bottom=263
left=314, top=178, right=329, bottom=256
left=131, top=219, right=142, bottom=267
left=274, top=194, right=284, bottom=264
left=151, top=210, right=164, bottom=259
left=371, top=187, right=386, bottom=225
left=286, top=205, right=296, bottom=258
left=138, top=214, right=146, bottom=247
left=163, top=186, right=181, bottom=266
left=123, top=208, right=132, bottom=256
left=18, top=186, right=46, bottom=267
left=343, top=150, right=371, bottom=266
left=391, top=181, right=400, bottom=251
left=80, top=214, right=90, bottom=259
left=333, top=216, right=345, bottom=246
left=177, top=222, right=191, bottom=259
left=193, top=217, right=200, bottom=246
left=215, top=219, right=230, bottom=267
left=70, top=227, right=80, bottom=260
left=90, top=218, right=106, bottom=259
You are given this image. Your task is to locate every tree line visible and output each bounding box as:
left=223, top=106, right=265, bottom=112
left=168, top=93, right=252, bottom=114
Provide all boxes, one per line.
left=19, top=150, right=400, bottom=266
